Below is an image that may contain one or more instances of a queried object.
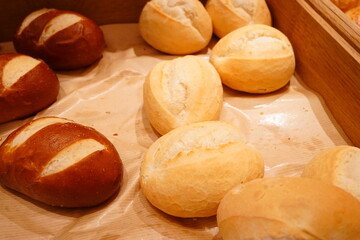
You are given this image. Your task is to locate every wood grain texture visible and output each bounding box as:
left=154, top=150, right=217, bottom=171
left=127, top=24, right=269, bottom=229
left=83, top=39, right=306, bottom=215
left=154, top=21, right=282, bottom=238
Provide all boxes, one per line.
left=266, top=0, right=360, bottom=147
left=307, top=0, right=360, bottom=52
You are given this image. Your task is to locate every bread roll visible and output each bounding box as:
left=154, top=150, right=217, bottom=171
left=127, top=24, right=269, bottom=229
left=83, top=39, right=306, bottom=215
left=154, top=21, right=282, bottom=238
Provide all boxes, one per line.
left=302, top=145, right=360, bottom=201
left=217, top=177, right=360, bottom=240
left=143, top=55, right=223, bottom=135
left=210, top=24, right=295, bottom=93
left=140, top=121, right=264, bottom=218
left=331, top=0, right=359, bottom=11
left=0, top=117, right=123, bottom=207
left=139, top=0, right=213, bottom=54
left=13, top=8, right=105, bottom=70
left=206, top=0, right=272, bottom=38
left=0, top=53, right=59, bottom=123
left=346, top=5, right=360, bottom=26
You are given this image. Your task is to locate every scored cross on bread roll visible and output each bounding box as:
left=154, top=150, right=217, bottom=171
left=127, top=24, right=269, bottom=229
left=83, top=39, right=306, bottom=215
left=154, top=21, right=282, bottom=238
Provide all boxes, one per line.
left=13, top=8, right=105, bottom=70
left=143, top=55, right=223, bottom=135
left=0, top=53, right=59, bottom=123
left=139, top=0, right=213, bottom=54
left=0, top=117, right=123, bottom=207
left=140, top=121, right=264, bottom=218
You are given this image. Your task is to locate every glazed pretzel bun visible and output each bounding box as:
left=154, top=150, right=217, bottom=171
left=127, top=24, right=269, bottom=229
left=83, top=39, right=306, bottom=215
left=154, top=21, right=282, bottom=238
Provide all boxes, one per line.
left=0, top=117, right=123, bottom=207
left=13, top=8, right=105, bottom=70
left=0, top=53, right=59, bottom=123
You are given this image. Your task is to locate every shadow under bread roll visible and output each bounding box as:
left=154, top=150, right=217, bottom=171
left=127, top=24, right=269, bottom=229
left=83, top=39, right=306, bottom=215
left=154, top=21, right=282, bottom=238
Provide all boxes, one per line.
left=0, top=117, right=123, bottom=207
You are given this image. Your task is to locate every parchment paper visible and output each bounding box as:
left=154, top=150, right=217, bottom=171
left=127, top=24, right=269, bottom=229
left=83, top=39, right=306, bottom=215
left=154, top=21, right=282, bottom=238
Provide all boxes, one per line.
left=0, top=24, right=351, bottom=240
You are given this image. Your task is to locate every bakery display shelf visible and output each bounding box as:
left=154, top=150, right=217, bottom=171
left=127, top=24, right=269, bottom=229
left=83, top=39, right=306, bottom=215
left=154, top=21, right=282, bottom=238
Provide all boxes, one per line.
left=0, top=0, right=359, bottom=239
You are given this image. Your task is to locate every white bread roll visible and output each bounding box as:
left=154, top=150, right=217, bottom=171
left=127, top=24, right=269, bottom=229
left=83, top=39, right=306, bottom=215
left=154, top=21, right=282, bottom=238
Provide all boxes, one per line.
left=346, top=5, right=360, bottom=26
left=331, top=0, right=359, bottom=11
left=143, top=55, right=223, bottom=135
left=302, top=145, right=360, bottom=201
left=140, top=121, right=264, bottom=218
left=217, top=177, right=360, bottom=240
left=0, top=117, right=123, bottom=207
left=206, top=0, right=272, bottom=38
left=210, top=24, right=295, bottom=93
left=13, top=8, right=105, bottom=70
left=139, top=0, right=213, bottom=54
left=0, top=53, right=59, bottom=123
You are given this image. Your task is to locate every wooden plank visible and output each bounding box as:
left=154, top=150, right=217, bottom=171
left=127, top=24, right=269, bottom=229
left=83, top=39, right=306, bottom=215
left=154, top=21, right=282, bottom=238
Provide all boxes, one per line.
left=266, top=0, right=360, bottom=147
left=306, top=0, right=360, bottom=52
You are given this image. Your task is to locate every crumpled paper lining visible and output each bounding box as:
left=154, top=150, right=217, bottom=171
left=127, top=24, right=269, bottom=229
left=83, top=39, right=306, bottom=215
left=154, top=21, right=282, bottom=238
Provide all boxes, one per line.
left=0, top=24, right=351, bottom=239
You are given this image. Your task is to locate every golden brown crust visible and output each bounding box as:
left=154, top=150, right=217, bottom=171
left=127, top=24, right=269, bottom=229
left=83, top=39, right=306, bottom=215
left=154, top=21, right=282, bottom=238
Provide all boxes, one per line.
left=217, top=177, right=360, bottom=240
left=302, top=145, right=360, bottom=201
left=0, top=53, right=59, bottom=123
left=210, top=24, right=295, bottom=94
left=140, top=121, right=264, bottom=218
left=206, top=0, right=272, bottom=38
left=0, top=117, right=123, bottom=207
left=143, top=55, right=223, bottom=135
left=139, top=0, right=213, bottom=54
left=13, top=9, right=105, bottom=70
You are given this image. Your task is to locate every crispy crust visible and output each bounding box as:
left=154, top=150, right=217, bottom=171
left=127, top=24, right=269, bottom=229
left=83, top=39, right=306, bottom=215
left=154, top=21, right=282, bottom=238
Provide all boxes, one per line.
left=0, top=53, right=59, bottom=123
left=0, top=117, right=123, bottom=207
left=217, top=177, right=360, bottom=240
left=13, top=9, right=105, bottom=70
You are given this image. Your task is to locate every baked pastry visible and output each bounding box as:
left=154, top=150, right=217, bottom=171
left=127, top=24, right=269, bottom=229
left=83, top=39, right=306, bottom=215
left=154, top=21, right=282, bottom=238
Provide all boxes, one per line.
left=0, top=117, right=123, bottom=207
left=13, top=8, right=105, bottom=70
left=140, top=121, right=264, bottom=218
left=0, top=53, right=59, bottom=123
left=302, top=145, right=360, bottom=201
left=139, top=0, right=213, bottom=54
left=217, top=177, right=360, bottom=240
left=331, top=0, right=359, bottom=11
left=206, top=0, right=272, bottom=38
left=210, top=24, right=295, bottom=93
left=346, top=5, right=360, bottom=26
left=143, top=55, right=223, bottom=135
